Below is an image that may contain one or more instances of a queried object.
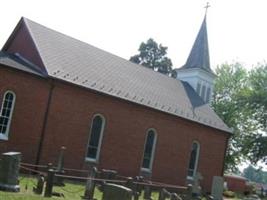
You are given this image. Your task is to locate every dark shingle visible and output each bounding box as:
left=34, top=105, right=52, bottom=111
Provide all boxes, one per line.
left=181, top=15, right=212, bottom=73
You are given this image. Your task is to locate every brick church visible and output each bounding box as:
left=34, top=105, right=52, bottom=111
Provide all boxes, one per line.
left=0, top=14, right=231, bottom=191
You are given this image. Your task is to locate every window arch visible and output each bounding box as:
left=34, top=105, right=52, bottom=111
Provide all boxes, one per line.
left=86, top=114, right=105, bottom=162
left=141, top=129, right=157, bottom=171
left=0, top=91, right=16, bottom=140
left=187, top=141, right=200, bottom=178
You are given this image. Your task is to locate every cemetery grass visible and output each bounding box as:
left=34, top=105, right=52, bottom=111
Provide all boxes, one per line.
left=0, top=175, right=160, bottom=200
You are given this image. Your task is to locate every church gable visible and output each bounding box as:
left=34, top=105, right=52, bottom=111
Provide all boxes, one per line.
left=2, top=18, right=47, bottom=74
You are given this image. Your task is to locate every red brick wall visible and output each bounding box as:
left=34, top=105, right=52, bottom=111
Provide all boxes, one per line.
left=38, top=80, right=228, bottom=191
left=0, top=66, right=229, bottom=191
left=0, top=66, right=50, bottom=163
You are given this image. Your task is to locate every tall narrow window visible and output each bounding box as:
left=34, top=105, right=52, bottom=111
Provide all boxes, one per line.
left=187, top=141, right=200, bottom=178
left=86, top=115, right=105, bottom=162
left=196, top=83, right=201, bottom=95
left=0, top=91, right=16, bottom=140
left=142, top=129, right=157, bottom=171
left=201, top=85, right=206, bottom=100
left=206, top=87, right=211, bottom=103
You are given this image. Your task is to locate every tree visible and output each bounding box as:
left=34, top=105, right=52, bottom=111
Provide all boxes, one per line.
left=243, top=165, right=267, bottom=184
left=246, top=64, right=267, bottom=163
left=130, top=38, right=176, bottom=78
left=212, top=62, right=267, bottom=172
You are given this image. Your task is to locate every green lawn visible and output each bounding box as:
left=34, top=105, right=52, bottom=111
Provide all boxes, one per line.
left=0, top=175, right=160, bottom=200
left=2, top=176, right=266, bottom=200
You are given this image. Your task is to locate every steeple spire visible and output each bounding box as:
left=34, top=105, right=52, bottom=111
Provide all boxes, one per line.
left=176, top=4, right=216, bottom=104
left=182, top=7, right=211, bottom=73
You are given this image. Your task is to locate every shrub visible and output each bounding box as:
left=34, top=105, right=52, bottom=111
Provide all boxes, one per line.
left=223, top=190, right=236, bottom=198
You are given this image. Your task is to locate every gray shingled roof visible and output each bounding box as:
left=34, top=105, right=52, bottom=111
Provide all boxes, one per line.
left=4, top=17, right=231, bottom=133
left=0, top=51, right=46, bottom=77
left=181, top=15, right=212, bottom=73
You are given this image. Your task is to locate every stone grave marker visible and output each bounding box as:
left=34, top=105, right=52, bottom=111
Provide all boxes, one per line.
left=170, top=193, right=182, bottom=200
left=192, top=172, right=203, bottom=195
left=158, top=188, right=170, bottom=200
left=143, top=181, right=152, bottom=200
left=102, top=183, right=132, bottom=200
left=83, top=167, right=97, bottom=200
left=0, top=152, right=21, bottom=192
left=54, top=146, right=66, bottom=186
left=211, top=176, right=224, bottom=200
left=33, top=174, right=45, bottom=194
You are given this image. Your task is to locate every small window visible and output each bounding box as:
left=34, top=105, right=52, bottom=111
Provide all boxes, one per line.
left=86, top=115, right=105, bottom=162
left=196, top=83, right=201, bottom=95
left=142, top=129, right=157, bottom=171
left=187, top=141, right=200, bottom=178
left=206, top=87, right=211, bottom=103
left=0, top=91, right=16, bottom=140
left=201, top=85, right=206, bottom=100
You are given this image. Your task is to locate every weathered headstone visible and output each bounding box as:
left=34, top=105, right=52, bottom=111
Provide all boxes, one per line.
left=102, top=183, right=132, bottom=200
left=192, top=172, right=203, bottom=195
left=0, top=152, right=21, bottom=192
left=143, top=181, right=152, bottom=200
left=211, top=176, right=224, bottom=200
left=83, top=167, right=97, bottom=200
left=158, top=188, right=170, bottom=200
left=33, top=175, right=45, bottom=194
left=54, top=146, right=66, bottom=186
left=125, top=176, right=141, bottom=200
left=44, top=163, right=55, bottom=197
left=100, top=169, right=118, bottom=181
left=170, top=193, right=182, bottom=200
left=185, top=184, right=193, bottom=200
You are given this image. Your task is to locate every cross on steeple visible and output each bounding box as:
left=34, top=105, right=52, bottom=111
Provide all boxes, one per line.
left=204, top=2, right=210, bottom=15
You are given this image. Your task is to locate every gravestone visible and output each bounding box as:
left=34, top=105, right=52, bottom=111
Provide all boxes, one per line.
left=211, top=176, right=224, bottom=200
left=170, top=193, right=182, bottom=200
left=100, top=169, right=118, bottom=181
left=54, top=146, right=66, bottom=186
left=83, top=167, right=97, bottom=200
left=192, top=172, right=203, bottom=195
left=0, top=152, right=21, bottom=192
left=143, top=181, right=152, bottom=200
left=158, top=188, right=170, bottom=200
left=102, top=183, right=132, bottom=200
left=33, top=175, right=45, bottom=194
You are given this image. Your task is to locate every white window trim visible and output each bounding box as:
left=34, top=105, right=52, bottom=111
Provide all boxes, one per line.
left=0, top=91, right=16, bottom=141
left=141, top=128, right=157, bottom=173
left=187, top=141, right=200, bottom=180
left=85, top=114, right=105, bottom=163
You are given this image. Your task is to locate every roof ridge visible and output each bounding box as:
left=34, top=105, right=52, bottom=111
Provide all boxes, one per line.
left=23, top=17, right=177, bottom=82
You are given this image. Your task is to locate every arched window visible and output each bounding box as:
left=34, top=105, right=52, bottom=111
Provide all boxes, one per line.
left=86, top=115, right=105, bottom=162
left=0, top=91, right=16, bottom=140
left=141, top=129, right=157, bottom=171
left=187, top=141, right=200, bottom=178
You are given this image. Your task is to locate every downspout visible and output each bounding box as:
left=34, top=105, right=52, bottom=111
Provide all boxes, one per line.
left=35, top=79, right=55, bottom=166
